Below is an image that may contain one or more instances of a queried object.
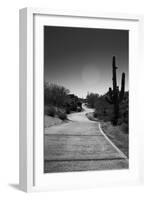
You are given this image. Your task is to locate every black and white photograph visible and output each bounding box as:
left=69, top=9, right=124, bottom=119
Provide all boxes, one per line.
left=44, top=26, right=129, bottom=173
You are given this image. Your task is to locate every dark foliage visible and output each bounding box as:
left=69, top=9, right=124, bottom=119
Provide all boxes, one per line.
left=94, top=92, right=129, bottom=133
left=45, top=106, right=56, bottom=117
left=44, top=82, right=83, bottom=119
left=44, top=83, right=70, bottom=107
left=86, top=93, right=99, bottom=108
left=65, top=107, right=71, bottom=114
left=77, top=106, right=82, bottom=112
left=58, top=112, right=67, bottom=120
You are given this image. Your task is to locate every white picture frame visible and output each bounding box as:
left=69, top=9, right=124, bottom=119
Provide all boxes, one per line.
left=19, top=7, right=144, bottom=192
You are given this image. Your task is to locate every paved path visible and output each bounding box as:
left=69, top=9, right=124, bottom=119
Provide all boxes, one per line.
left=44, top=104, right=128, bottom=173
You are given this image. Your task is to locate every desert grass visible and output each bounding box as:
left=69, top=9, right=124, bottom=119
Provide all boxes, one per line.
left=101, top=121, right=129, bottom=157
left=44, top=115, right=67, bottom=128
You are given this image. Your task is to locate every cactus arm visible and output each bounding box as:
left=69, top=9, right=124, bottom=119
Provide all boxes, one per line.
left=108, top=87, right=113, bottom=100
left=119, top=72, right=125, bottom=102
left=112, top=56, right=118, bottom=91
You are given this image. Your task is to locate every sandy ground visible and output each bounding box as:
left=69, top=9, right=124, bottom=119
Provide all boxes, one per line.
left=44, top=115, right=66, bottom=128
left=44, top=104, right=128, bottom=173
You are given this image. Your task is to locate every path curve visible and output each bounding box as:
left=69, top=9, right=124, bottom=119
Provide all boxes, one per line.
left=68, top=104, right=95, bottom=122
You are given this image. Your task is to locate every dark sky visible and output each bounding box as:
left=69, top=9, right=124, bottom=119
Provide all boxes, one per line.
left=44, top=26, right=128, bottom=98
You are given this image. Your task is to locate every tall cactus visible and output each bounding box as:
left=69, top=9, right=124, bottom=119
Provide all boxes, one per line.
left=106, top=56, right=125, bottom=125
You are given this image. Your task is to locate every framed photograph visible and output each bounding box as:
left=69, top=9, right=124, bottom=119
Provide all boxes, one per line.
left=19, top=8, right=143, bottom=192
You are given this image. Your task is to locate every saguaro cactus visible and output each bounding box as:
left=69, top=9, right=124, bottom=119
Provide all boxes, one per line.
left=106, top=56, right=125, bottom=125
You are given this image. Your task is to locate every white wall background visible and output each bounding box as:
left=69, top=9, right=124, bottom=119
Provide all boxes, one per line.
left=0, top=0, right=146, bottom=199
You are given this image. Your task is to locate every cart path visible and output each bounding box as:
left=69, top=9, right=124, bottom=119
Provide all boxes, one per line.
left=44, top=104, right=128, bottom=173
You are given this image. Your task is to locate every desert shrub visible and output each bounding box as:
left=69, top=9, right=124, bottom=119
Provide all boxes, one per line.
left=58, top=112, right=67, bottom=120
left=94, top=91, right=129, bottom=127
left=86, top=93, right=99, bottom=108
left=120, top=123, right=128, bottom=134
left=46, top=106, right=56, bottom=117
left=122, top=110, right=129, bottom=124
left=70, top=103, right=77, bottom=111
left=94, top=95, right=113, bottom=121
left=44, top=83, right=83, bottom=115
left=93, top=112, right=98, bottom=118
left=65, top=107, right=71, bottom=114
left=117, top=118, right=123, bottom=125
left=44, top=82, right=70, bottom=107
left=77, top=107, right=82, bottom=112
left=77, top=101, right=82, bottom=108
